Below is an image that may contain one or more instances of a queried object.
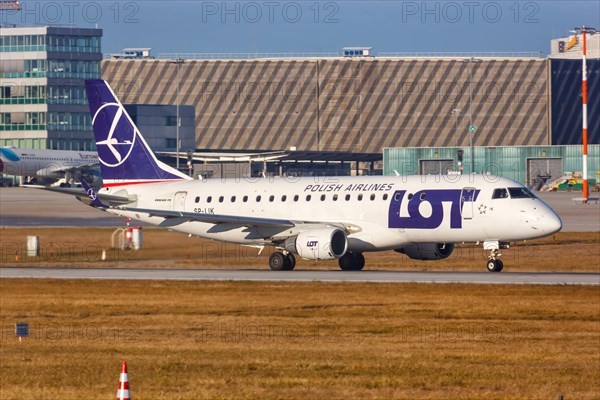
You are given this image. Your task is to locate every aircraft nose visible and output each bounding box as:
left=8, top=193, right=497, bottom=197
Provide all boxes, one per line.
left=528, top=207, right=562, bottom=234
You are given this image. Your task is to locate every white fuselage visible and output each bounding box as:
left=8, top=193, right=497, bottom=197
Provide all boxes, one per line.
left=99, top=174, right=562, bottom=252
left=0, top=148, right=99, bottom=179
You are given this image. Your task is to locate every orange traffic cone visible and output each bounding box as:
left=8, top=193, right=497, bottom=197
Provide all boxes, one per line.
left=116, top=361, right=131, bottom=400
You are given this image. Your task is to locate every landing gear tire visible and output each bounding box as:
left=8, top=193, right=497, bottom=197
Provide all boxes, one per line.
left=269, top=252, right=296, bottom=271
left=486, top=259, right=503, bottom=273
left=338, top=252, right=365, bottom=271
left=284, top=253, right=296, bottom=271
left=269, top=252, right=287, bottom=271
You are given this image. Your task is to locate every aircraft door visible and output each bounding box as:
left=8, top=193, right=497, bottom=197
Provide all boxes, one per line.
left=460, top=188, right=476, bottom=220
left=173, top=191, right=187, bottom=211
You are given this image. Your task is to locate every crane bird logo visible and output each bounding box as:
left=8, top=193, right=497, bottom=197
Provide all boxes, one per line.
left=92, top=102, right=136, bottom=167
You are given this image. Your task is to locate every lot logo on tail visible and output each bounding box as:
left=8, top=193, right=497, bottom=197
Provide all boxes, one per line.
left=93, top=103, right=136, bottom=167
left=388, top=189, right=480, bottom=229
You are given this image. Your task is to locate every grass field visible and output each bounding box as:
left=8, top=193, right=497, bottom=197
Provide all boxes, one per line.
left=0, top=279, right=598, bottom=399
left=1, top=228, right=599, bottom=272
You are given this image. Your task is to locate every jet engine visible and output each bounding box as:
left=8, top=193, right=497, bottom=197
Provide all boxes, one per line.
left=34, top=167, right=63, bottom=180
left=395, top=243, right=454, bottom=260
left=284, top=227, right=348, bottom=260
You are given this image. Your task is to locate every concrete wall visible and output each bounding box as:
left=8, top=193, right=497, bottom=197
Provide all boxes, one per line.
left=102, top=57, right=549, bottom=153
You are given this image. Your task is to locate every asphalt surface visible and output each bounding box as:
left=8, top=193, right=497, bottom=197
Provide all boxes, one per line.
left=1, top=187, right=598, bottom=231
left=1, top=267, right=598, bottom=285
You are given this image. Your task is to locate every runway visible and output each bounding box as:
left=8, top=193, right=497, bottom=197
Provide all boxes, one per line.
left=1, top=267, right=598, bottom=285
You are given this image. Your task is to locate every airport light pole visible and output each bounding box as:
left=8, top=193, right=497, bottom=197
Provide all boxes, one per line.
left=451, top=108, right=461, bottom=145
left=463, top=57, right=481, bottom=175
left=169, top=58, right=184, bottom=170
left=570, top=26, right=597, bottom=203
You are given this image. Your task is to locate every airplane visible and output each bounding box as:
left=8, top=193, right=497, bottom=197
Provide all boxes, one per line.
left=0, top=147, right=100, bottom=186
left=52, top=79, right=563, bottom=272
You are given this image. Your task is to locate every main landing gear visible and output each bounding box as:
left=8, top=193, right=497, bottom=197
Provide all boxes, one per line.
left=338, top=252, right=365, bottom=271
left=484, top=242, right=508, bottom=272
left=269, top=251, right=296, bottom=271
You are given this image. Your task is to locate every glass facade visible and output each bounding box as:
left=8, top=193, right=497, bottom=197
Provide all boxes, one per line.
left=1, top=59, right=100, bottom=79
left=0, top=27, right=102, bottom=150
left=0, top=34, right=101, bottom=53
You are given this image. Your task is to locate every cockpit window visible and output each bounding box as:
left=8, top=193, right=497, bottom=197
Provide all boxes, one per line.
left=492, top=188, right=509, bottom=199
left=508, top=187, right=536, bottom=199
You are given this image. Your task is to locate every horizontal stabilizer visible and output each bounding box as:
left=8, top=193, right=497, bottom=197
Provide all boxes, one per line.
left=22, top=184, right=135, bottom=206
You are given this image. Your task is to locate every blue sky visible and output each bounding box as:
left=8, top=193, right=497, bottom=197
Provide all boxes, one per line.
left=2, top=1, right=599, bottom=56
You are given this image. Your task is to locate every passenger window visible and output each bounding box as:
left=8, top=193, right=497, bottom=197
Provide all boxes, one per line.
left=231, top=196, right=236, bottom=202
left=383, top=194, right=388, bottom=201
left=407, top=193, right=413, bottom=200
left=195, top=196, right=200, bottom=203
left=394, top=192, right=402, bottom=201
left=219, top=196, right=224, bottom=203
left=370, top=194, right=376, bottom=201
left=207, top=196, right=212, bottom=203
left=294, top=195, right=299, bottom=202
left=281, top=195, right=287, bottom=202
left=243, top=196, right=248, bottom=202
left=358, top=194, right=363, bottom=201
left=269, top=195, right=275, bottom=202
left=420, top=192, right=426, bottom=201
left=345, top=194, right=351, bottom=201
left=492, top=188, right=509, bottom=199
left=321, top=194, right=326, bottom=201
left=256, top=195, right=261, bottom=202
left=333, top=194, right=338, bottom=201
left=306, top=195, right=311, bottom=201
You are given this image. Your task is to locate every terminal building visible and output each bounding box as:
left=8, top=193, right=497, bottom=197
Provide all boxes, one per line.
left=1, top=23, right=598, bottom=183
left=0, top=25, right=102, bottom=150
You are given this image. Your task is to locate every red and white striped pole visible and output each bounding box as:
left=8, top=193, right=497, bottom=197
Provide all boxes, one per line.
left=582, top=27, right=590, bottom=203
left=574, top=25, right=597, bottom=203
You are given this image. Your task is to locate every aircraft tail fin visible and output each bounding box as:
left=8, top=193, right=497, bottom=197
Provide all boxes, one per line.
left=84, top=79, right=192, bottom=188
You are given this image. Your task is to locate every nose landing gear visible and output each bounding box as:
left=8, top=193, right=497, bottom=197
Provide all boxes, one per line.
left=484, top=242, right=509, bottom=272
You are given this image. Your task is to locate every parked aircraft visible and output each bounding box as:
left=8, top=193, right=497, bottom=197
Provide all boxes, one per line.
left=0, top=147, right=99, bottom=185
left=54, top=80, right=563, bottom=272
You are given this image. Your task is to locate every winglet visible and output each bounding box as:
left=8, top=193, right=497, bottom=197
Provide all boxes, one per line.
left=78, top=177, right=107, bottom=208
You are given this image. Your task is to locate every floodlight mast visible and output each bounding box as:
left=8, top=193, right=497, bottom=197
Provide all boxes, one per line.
left=570, top=25, right=597, bottom=203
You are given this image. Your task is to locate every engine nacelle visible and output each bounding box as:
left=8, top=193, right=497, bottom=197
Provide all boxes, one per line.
left=35, top=167, right=63, bottom=179
left=395, top=243, right=454, bottom=260
left=284, top=228, right=348, bottom=261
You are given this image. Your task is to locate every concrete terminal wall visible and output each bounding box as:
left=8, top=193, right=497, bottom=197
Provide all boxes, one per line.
left=102, top=58, right=549, bottom=153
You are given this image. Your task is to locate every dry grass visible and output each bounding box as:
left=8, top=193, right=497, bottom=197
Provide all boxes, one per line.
left=0, top=279, right=598, bottom=399
left=1, top=228, right=599, bottom=272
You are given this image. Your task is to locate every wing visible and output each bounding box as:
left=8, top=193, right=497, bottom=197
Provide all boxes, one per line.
left=113, top=206, right=362, bottom=237
left=37, top=162, right=100, bottom=175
